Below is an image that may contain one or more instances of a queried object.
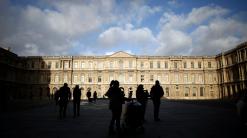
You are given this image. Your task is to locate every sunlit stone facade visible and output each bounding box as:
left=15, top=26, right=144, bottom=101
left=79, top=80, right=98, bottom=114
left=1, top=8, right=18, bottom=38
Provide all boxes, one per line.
left=0, top=42, right=246, bottom=100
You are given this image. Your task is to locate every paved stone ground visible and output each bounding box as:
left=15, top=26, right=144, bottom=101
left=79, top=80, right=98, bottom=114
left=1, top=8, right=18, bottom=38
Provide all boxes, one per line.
left=0, top=99, right=246, bottom=138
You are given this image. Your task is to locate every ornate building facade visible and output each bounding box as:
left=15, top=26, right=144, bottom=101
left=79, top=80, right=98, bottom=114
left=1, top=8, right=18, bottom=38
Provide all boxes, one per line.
left=0, top=42, right=246, bottom=101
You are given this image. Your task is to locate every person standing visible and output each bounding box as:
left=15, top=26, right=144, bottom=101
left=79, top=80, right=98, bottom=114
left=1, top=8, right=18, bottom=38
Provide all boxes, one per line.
left=58, top=83, right=71, bottom=119
left=93, top=91, right=97, bottom=102
left=86, top=88, right=92, bottom=103
left=105, top=80, right=124, bottom=134
left=150, top=80, right=164, bottom=121
left=73, top=85, right=81, bottom=118
left=136, top=84, right=149, bottom=122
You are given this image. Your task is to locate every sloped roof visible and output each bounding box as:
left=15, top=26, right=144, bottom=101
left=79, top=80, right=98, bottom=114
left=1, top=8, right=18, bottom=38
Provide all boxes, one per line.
left=108, top=51, right=135, bottom=58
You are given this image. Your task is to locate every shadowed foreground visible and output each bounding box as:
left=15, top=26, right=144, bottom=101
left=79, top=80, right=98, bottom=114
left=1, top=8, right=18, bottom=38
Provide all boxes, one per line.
left=0, top=100, right=246, bottom=138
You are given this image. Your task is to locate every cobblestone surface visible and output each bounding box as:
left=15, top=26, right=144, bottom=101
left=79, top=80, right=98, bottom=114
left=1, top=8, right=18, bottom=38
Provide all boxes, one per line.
left=0, top=100, right=246, bottom=138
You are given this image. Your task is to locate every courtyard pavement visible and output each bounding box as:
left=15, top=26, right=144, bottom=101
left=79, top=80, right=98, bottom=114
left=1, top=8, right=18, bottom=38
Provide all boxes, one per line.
left=0, top=99, right=246, bottom=138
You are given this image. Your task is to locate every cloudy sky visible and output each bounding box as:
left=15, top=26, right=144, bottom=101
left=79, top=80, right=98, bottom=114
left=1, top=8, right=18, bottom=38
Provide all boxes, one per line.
left=0, top=0, right=247, bottom=56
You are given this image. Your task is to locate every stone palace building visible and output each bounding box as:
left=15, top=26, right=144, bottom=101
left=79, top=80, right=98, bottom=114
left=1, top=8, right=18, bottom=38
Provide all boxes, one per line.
left=0, top=42, right=246, bottom=100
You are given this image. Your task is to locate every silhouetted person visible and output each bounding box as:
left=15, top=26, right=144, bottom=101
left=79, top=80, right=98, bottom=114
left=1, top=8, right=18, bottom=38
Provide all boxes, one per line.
left=128, top=87, right=133, bottom=101
left=73, top=85, right=81, bottom=118
left=105, top=80, right=124, bottom=134
left=54, top=89, right=59, bottom=105
left=47, top=91, right=51, bottom=100
left=86, top=88, right=92, bottom=103
left=57, top=83, right=71, bottom=119
left=93, top=91, right=97, bottom=102
left=136, top=85, right=149, bottom=122
left=150, top=80, right=164, bottom=121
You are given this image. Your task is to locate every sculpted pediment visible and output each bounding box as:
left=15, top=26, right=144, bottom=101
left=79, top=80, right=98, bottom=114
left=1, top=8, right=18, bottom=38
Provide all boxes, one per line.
left=108, top=51, right=134, bottom=58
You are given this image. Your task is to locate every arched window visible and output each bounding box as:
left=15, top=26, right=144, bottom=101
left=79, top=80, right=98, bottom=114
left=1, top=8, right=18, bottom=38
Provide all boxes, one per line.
left=192, top=87, right=197, bottom=97
left=200, top=87, right=204, bottom=96
left=166, top=87, right=169, bottom=97
left=185, top=87, right=190, bottom=97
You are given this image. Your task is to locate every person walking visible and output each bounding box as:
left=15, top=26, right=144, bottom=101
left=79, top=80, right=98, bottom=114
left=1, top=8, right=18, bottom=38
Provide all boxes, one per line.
left=57, top=83, right=71, bottom=119
left=105, top=80, right=124, bottom=134
left=73, top=85, right=81, bottom=118
left=93, top=91, right=97, bottom=102
left=150, top=80, right=164, bottom=121
left=136, top=84, right=149, bottom=122
left=86, top=88, right=92, bottom=103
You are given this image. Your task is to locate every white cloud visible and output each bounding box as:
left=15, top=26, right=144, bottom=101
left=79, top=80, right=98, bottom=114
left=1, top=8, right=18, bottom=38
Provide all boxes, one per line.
left=0, top=0, right=115, bottom=56
left=156, top=29, right=192, bottom=55
left=156, top=5, right=247, bottom=55
left=98, top=24, right=158, bottom=54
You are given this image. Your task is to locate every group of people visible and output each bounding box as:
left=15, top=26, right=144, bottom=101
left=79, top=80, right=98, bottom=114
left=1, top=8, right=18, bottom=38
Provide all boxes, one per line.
left=86, top=89, right=98, bottom=103
left=54, top=80, right=165, bottom=133
left=55, top=83, right=81, bottom=119
left=105, top=80, right=164, bottom=134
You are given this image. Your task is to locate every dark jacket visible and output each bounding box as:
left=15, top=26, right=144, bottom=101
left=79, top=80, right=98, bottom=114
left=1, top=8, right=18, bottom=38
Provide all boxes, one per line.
left=150, top=85, right=164, bottom=103
left=106, top=87, right=124, bottom=110
left=86, top=91, right=91, bottom=98
left=73, top=88, right=81, bottom=102
left=136, top=89, right=148, bottom=105
left=58, top=86, right=71, bottom=103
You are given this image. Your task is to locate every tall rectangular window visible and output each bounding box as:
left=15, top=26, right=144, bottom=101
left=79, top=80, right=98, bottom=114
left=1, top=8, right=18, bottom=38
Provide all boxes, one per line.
left=98, top=76, right=102, bottom=83
left=88, top=76, right=92, bottom=83
left=81, top=62, right=85, bottom=68
left=191, top=61, right=194, bottom=68
left=191, top=74, right=195, bottom=83
left=150, top=75, right=154, bottom=82
left=55, top=62, right=59, bottom=69
left=150, top=61, right=153, bottom=69
left=64, top=62, right=69, bottom=69
left=200, top=87, right=204, bottom=96
left=55, top=75, right=59, bottom=83
left=174, top=62, right=178, bottom=69
left=192, top=87, right=197, bottom=96
left=208, top=62, right=211, bottom=68
left=81, top=75, right=85, bottom=83
left=198, top=61, right=201, bottom=68
left=119, top=60, right=123, bottom=69
left=165, top=61, right=168, bottom=69
left=183, top=62, right=187, bottom=68
left=129, top=74, right=133, bottom=82
left=184, top=74, right=188, bottom=83
left=48, top=61, right=52, bottom=69
left=110, top=61, right=113, bottom=68
left=198, top=74, right=203, bottom=83
left=157, top=61, right=161, bottom=68
left=129, top=61, right=133, bottom=68
left=185, top=87, right=189, bottom=97
left=74, top=62, right=78, bottom=68
left=141, top=62, right=144, bottom=68
left=89, top=61, right=93, bottom=69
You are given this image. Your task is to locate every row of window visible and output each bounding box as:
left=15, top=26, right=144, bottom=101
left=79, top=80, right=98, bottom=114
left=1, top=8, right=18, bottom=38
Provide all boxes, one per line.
left=165, top=87, right=205, bottom=97
left=29, top=60, right=213, bottom=69
left=51, top=73, right=216, bottom=84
